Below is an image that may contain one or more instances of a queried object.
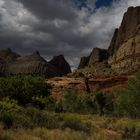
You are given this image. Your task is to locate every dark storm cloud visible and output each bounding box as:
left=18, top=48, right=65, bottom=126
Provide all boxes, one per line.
left=17, top=0, right=78, bottom=20
left=0, top=0, right=140, bottom=69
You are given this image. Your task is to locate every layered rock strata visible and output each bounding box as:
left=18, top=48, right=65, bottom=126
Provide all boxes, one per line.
left=108, top=6, right=140, bottom=74
left=78, top=6, right=140, bottom=75
left=0, top=49, right=71, bottom=78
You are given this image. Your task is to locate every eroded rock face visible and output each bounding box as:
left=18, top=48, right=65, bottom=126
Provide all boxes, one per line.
left=0, top=48, right=20, bottom=62
left=47, top=76, right=129, bottom=99
left=108, top=6, right=140, bottom=55
left=88, top=48, right=108, bottom=66
left=108, top=29, right=119, bottom=56
left=78, top=56, right=89, bottom=69
left=78, top=6, right=140, bottom=75
left=108, top=6, right=140, bottom=74
left=49, top=55, right=71, bottom=76
left=0, top=49, right=71, bottom=78
left=78, top=48, right=108, bottom=69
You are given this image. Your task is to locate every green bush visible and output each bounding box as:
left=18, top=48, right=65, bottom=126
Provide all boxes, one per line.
left=63, top=89, right=78, bottom=112
left=0, top=98, right=31, bottom=129
left=63, top=89, right=96, bottom=114
left=115, top=72, right=140, bottom=118
left=95, top=91, right=106, bottom=116
left=0, top=76, right=52, bottom=106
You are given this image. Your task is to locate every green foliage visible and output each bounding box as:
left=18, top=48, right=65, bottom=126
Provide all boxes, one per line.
left=0, top=98, right=31, bottom=129
left=63, top=89, right=78, bottom=112
left=104, top=90, right=116, bottom=115
left=0, top=76, right=52, bottom=106
left=115, top=72, right=140, bottom=118
left=95, top=91, right=106, bottom=116
left=63, top=89, right=96, bottom=114
left=0, top=98, right=20, bottom=128
left=63, top=118, right=90, bottom=133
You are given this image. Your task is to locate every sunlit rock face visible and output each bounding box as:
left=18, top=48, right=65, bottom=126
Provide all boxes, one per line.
left=108, top=6, right=140, bottom=74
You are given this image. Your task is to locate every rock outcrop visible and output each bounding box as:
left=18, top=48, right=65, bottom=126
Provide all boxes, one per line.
left=78, top=56, right=90, bottom=69
left=0, top=48, right=20, bottom=62
left=108, top=6, right=140, bottom=74
left=78, top=6, right=140, bottom=75
left=0, top=49, right=71, bottom=78
left=78, top=48, right=108, bottom=69
left=49, top=55, right=71, bottom=76
left=108, top=7, right=140, bottom=55
left=88, top=48, right=108, bottom=66
left=108, top=29, right=119, bottom=56
left=47, top=76, right=129, bottom=99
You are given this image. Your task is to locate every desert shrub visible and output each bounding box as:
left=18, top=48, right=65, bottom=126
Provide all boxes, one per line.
left=0, top=76, right=52, bottom=106
left=55, top=100, right=63, bottom=113
left=0, top=98, right=31, bottom=129
left=63, top=89, right=78, bottom=112
left=63, top=89, right=96, bottom=114
left=95, top=91, right=106, bottom=116
left=74, top=94, right=96, bottom=114
left=63, top=118, right=90, bottom=133
left=115, top=72, right=140, bottom=118
left=104, top=90, right=117, bottom=115
left=43, top=96, right=56, bottom=111
left=116, top=118, right=140, bottom=139
left=0, top=98, right=20, bottom=128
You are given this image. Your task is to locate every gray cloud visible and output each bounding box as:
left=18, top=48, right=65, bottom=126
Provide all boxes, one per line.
left=0, top=0, right=140, bottom=69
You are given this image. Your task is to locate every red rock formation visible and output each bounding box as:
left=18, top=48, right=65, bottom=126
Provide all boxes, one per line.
left=47, top=76, right=129, bottom=99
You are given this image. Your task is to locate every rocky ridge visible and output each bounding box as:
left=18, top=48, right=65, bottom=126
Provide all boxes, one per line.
left=0, top=48, right=71, bottom=78
left=77, top=6, right=140, bottom=77
left=108, top=6, right=140, bottom=74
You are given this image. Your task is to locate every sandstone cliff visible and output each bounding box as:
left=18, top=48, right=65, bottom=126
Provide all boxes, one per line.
left=78, top=48, right=108, bottom=69
left=108, top=7, right=140, bottom=55
left=0, top=49, right=71, bottom=78
left=108, top=6, right=140, bottom=74
left=88, top=48, right=108, bottom=66
left=77, top=6, right=140, bottom=76
left=78, top=56, right=90, bottom=69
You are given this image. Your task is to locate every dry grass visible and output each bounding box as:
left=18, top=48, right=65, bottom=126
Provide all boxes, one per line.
left=1, top=113, right=139, bottom=140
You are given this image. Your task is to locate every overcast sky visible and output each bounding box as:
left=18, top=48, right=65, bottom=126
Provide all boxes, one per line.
left=0, top=0, right=140, bottom=69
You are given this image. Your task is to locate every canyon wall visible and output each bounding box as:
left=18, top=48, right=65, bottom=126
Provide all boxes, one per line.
left=108, top=6, right=140, bottom=74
